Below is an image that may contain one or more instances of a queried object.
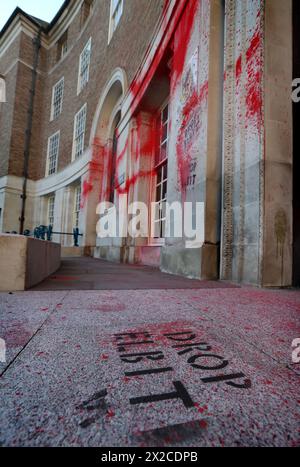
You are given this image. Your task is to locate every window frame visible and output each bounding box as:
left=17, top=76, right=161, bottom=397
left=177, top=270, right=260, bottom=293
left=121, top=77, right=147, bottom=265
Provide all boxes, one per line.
left=46, top=131, right=60, bottom=177
left=72, top=104, right=87, bottom=161
left=56, top=30, right=68, bottom=62
left=47, top=196, right=55, bottom=227
left=108, top=0, right=124, bottom=43
left=73, top=185, right=82, bottom=229
left=50, top=77, right=64, bottom=121
left=150, top=101, right=170, bottom=245
left=77, top=37, right=92, bottom=95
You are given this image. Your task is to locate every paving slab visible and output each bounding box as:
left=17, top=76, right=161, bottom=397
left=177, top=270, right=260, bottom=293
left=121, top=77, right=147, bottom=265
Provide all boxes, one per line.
left=31, top=257, right=240, bottom=291
left=0, top=283, right=299, bottom=447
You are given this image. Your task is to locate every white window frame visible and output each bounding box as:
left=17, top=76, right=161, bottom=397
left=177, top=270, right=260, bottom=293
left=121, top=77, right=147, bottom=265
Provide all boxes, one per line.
left=46, top=131, right=60, bottom=177
left=73, top=185, right=81, bottom=228
left=72, top=104, right=87, bottom=161
left=108, top=0, right=124, bottom=43
left=47, top=196, right=55, bottom=227
left=50, top=77, right=64, bottom=121
left=77, top=38, right=92, bottom=95
left=150, top=101, right=169, bottom=245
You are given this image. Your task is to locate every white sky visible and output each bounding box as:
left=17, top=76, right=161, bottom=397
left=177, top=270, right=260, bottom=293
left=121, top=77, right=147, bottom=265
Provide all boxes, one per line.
left=0, top=0, right=65, bottom=31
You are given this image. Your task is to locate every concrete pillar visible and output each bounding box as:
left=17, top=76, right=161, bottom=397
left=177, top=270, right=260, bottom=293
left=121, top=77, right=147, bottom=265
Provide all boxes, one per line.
left=262, top=0, right=293, bottom=286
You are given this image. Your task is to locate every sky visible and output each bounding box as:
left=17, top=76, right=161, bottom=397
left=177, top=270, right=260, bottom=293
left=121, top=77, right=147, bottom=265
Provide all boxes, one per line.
left=0, top=0, right=65, bottom=31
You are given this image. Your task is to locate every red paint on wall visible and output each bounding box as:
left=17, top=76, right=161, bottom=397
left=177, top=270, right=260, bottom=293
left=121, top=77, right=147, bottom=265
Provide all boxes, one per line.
left=233, top=23, right=263, bottom=132
left=81, top=137, right=106, bottom=208
left=245, top=29, right=262, bottom=127
left=176, top=81, right=208, bottom=193
left=171, top=0, right=200, bottom=93
left=235, top=55, right=242, bottom=82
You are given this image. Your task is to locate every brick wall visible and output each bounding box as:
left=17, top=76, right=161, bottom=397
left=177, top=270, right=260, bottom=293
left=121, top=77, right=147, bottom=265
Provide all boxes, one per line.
left=0, top=0, right=164, bottom=181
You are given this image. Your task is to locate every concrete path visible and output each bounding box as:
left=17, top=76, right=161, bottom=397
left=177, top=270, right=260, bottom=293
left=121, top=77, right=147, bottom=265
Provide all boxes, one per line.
left=31, top=257, right=239, bottom=291
left=0, top=258, right=299, bottom=447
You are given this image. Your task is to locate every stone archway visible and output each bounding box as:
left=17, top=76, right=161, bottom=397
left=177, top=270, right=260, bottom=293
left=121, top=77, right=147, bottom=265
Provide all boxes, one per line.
left=81, top=68, right=127, bottom=254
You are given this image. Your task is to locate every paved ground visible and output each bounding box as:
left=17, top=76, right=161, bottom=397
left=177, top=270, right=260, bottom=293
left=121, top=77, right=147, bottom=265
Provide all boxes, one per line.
left=0, top=258, right=299, bottom=447
left=31, top=257, right=240, bottom=291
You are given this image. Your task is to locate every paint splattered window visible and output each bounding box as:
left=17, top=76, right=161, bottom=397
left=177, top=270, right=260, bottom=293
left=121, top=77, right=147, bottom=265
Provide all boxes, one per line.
left=48, top=196, right=55, bottom=227
left=73, top=104, right=87, bottom=160
left=78, top=38, right=92, bottom=94
left=51, top=77, right=64, bottom=120
left=109, top=0, right=123, bottom=42
left=153, top=103, right=169, bottom=239
left=73, top=185, right=81, bottom=228
left=47, top=132, right=60, bottom=176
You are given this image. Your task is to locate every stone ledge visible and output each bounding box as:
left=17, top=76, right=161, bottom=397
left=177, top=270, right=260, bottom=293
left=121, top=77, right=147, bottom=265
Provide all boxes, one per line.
left=0, top=234, right=61, bottom=291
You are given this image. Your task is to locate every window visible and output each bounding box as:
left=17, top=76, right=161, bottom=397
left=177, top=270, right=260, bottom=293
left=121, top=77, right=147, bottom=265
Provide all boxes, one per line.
left=109, top=0, right=123, bottom=42
left=48, top=196, right=55, bottom=227
left=46, top=132, right=60, bottom=176
left=73, top=185, right=81, bottom=228
left=56, top=30, right=68, bottom=62
left=80, top=0, right=94, bottom=29
left=51, top=78, right=64, bottom=120
left=73, top=104, right=87, bottom=160
left=78, top=38, right=92, bottom=94
left=153, top=103, right=169, bottom=240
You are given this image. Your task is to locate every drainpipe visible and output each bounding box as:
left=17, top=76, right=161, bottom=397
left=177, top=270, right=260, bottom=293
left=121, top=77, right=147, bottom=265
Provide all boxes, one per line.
left=19, top=28, right=42, bottom=235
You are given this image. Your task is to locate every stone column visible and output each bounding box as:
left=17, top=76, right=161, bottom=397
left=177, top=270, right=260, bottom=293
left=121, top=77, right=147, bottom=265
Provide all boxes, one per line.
left=262, top=0, right=293, bottom=286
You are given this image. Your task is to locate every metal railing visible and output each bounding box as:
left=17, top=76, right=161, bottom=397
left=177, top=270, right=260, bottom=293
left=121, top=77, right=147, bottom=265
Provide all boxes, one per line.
left=6, top=226, right=83, bottom=247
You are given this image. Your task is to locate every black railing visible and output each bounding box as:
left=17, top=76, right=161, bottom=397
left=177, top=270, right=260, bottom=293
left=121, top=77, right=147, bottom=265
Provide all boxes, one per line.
left=6, top=226, right=83, bottom=247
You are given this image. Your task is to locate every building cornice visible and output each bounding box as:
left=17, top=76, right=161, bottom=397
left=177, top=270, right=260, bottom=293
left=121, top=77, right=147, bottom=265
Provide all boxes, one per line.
left=0, top=0, right=81, bottom=58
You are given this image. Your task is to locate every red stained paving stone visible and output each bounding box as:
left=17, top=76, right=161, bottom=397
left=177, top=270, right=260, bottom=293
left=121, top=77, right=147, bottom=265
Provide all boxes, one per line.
left=0, top=259, right=299, bottom=447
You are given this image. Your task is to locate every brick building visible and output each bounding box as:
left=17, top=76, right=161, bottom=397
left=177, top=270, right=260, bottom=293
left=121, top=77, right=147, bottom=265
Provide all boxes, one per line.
left=0, top=0, right=299, bottom=287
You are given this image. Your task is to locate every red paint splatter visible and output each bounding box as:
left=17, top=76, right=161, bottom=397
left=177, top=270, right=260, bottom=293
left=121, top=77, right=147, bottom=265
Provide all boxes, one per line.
left=236, top=55, right=242, bottom=82
left=195, top=403, right=208, bottom=414
left=50, top=276, right=76, bottom=282
left=106, top=409, right=115, bottom=419
left=199, top=420, right=208, bottom=429
left=171, top=0, right=200, bottom=93
left=176, top=82, right=208, bottom=193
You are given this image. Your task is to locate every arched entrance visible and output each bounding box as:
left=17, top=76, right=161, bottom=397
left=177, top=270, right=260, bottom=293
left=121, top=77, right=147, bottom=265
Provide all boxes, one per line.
left=87, top=68, right=127, bottom=260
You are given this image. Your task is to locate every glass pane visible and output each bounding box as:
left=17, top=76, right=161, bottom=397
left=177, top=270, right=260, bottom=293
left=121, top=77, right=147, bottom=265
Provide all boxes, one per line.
left=156, top=167, right=162, bottom=185
left=162, top=181, right=167, bottom=199
left=162, top=122, right=168, bottom=142
left=156, top=183, right=161, bottom=203
left=162, top=104, right=169, bottom=124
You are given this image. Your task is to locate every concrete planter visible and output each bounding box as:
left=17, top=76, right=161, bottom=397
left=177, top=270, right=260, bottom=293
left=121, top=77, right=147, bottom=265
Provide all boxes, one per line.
left=0, top=234, right=61, bottom=291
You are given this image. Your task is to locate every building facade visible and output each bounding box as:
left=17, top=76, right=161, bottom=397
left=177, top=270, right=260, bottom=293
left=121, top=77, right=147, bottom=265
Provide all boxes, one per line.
left=0, top=0, right=298, bottom=287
